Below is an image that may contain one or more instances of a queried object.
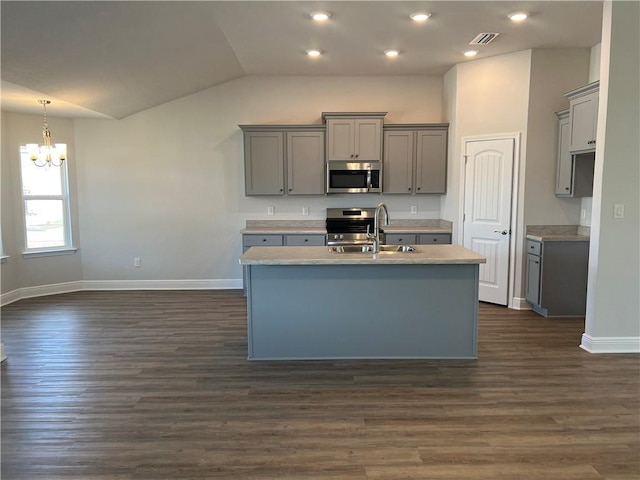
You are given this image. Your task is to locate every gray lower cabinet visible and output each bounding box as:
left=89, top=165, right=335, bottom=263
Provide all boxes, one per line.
left=242, top=234, right=326, bottom=293
left=525, top=239, right=590, bottom=317
left=383, top=124, right=448, bottom=194
left=240, top=126, right=325, bottom=196
left=385, top=233, right=451, bottom=245
left=284, top=234, right=326, bottom=246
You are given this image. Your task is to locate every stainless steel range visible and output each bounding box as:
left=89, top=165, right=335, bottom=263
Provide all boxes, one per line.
left=325, top=207, right=386, bottom=246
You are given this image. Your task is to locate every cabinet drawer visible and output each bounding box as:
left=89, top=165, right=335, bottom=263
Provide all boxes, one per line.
left=418, top=234, right=451, bottom=245
left=243, top=234, right=284, bottom=247
left=285, top=235, right=326, bottom=246
left=385, top=233, right=417, bottom=245
left=526, top=240, right=542, bottom=256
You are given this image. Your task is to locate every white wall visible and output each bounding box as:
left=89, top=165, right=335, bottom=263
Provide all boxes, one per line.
left=72, top=75, right=444, bottom=283
left=443, top=50, right=532, bottom=306
left=583, top=0, right=640, bottom=351
left=1, top=112, right=83, bottom=295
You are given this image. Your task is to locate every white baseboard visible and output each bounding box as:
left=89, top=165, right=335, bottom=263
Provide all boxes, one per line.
left=580, top=333, right=640, bottom=354
left=1, top=279, right=243, bottom=306
left=510, top=297, right=532, bottom=310
left=82, top=279, right=242, bottom=291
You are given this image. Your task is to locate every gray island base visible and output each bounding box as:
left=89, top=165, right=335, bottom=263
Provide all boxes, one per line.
left=240, top=245, right=486, bottom=360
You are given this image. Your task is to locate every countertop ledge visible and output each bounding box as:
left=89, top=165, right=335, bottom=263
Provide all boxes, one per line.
left=526, top=225, right=590, bottom=242
left=240, top=245, right=485, bottom=265
left=242, top=219, right=453, bottom=235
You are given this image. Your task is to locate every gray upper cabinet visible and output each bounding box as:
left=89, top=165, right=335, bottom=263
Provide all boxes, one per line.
left=240, top=125, right=325, bottom=196
left=555, top=110, right=573, bottom=196
left=286, top=131, right=325, bottom=195
left=383, top=124, right=448, bottom=194
left=243, top=131, right=284, bottom=195
left=323, top=112, right=385, bottom=161
left=566, top=81, right=599, bottom=153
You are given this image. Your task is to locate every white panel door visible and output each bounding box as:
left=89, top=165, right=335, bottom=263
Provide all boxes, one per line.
left=463, top=138, right=514, bottom=305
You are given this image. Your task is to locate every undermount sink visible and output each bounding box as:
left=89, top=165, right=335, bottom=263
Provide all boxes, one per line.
left=328, top=244, right=420, bottom=254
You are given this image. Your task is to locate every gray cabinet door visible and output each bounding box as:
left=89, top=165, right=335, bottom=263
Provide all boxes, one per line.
left=284, top=235, right=326, bottom=246
left=354, top=118, right=383, bottom=161
left=569, top=90, right=598, bottom=153
left=327, top=117, right=383, bottom=161
left=383, top=130, right=414, bottom=193
left=326, top=119, right=354, bottom=161
left=385, top=233, right=417, bottom=245
left=555, top=113, right=573, bottom=196
left=415, top=129, right=447, bottom=194
left=525, top=253, right=541, bottom=305
left=287, top=131, right=325, bottom=195
left=418, top=234, right=451, bottom=244
left=244, top=132, right=284, bottom=195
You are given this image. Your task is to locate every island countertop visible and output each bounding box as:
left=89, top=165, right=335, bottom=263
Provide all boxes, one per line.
left=240, top=245, right=486, bottom=265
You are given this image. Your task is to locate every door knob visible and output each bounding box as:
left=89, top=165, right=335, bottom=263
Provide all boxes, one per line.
left=494, top=230, right=509, bottom=235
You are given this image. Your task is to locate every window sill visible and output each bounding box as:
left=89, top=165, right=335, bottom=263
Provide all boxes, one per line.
left=22, top=248, right=78, bottom=259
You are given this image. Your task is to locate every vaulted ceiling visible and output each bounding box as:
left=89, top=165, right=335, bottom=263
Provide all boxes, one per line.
left=1, top=1, right=603, bottom=119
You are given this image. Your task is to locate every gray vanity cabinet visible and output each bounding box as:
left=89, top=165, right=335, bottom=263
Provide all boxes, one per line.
left=525, top=239, right=590, bottom=317
left=241, top=126, right=325, bottom=196
left=322, top=112, right=385, bottom=161
left=383, top=125, right=448, bottom=194
left=566, top=81, right=599, bottom=153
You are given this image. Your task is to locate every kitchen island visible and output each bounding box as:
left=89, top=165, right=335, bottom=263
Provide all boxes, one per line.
left=240, top=245, right=486, bottom=360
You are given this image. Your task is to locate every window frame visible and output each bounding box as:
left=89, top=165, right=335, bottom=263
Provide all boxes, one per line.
left=19, top=146, right=75, bottom=255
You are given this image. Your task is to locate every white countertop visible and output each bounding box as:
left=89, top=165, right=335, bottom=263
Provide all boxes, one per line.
left=240, top=245, right=486, bottom=265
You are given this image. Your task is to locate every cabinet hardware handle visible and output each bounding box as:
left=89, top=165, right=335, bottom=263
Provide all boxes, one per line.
left=565, top=187, right=570, bottom=191
left=433, top=238, right=438, bottom=242
left=408, top=187, right=412, bottom=191
left=280, top=188, right=283, bottom=192
left=288, top=188, right=292, bottom=192
left=262, top=238, right=267, bottom=242
left=304, top=239, right=308, bottom=242
left=355, top=154, right=359, bottom=158
left=417, top=187, right=421, bottom=191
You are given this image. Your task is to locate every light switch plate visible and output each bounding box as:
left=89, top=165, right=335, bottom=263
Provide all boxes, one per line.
left=613, top=203, right=624, bottom=219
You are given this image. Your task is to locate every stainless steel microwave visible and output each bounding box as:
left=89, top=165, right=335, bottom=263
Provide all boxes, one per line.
left=326, top=161, right=382, bottom=194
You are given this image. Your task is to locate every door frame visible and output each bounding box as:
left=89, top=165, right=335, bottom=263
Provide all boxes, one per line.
left=458, top=132, right=522, bottom=309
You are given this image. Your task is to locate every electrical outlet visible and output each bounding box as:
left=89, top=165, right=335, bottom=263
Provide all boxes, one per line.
left=581, top=208, right=587, bottom=220
left=613, top=203, right=624, bottom=219
left=134, top=257, right=141, bottom=268
left=267, top=206, right=275, bottom=216
left=302, top=206, right=309, bottom=216
left=410, top=206, right=418, bottom=214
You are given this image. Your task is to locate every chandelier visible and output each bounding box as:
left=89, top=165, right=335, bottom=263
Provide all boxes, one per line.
left=26, top=100, right=67, bottom=168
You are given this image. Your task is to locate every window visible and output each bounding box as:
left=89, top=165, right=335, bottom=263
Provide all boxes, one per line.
left=19, top=146, right=73, bottom=252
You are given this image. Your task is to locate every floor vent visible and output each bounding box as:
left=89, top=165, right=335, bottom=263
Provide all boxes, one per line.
left=469, top=33, right=500, bottom=45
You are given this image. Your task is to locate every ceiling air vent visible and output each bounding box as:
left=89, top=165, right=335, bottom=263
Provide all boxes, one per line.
left=469, top=33, right=500, bottom=45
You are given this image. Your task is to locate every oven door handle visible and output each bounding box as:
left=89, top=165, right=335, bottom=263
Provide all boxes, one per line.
left=366, top=166, right=372, bottom=192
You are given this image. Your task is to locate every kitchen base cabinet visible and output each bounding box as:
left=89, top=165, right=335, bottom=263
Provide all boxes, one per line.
left=525, top=239, right=589, bottom=317
left=385, top=233, right=451, bottom=245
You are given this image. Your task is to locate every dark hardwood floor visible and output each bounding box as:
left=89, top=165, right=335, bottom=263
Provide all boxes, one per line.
left=1, top=290, right=638, bottom=479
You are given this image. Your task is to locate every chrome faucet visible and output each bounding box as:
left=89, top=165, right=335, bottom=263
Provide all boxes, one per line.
left=368, top=202, right=389, bottom=253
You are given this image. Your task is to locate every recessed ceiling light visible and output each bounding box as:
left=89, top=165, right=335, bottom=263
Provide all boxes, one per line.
left=384, top=49, right=400, bottom=58
left=508, top=12, right=529, bottom=22
left=464, top=50, right=478, bottom=58
left=410, top=12, right=432, bottom=22
left=306, top=49, right=322, bottom=57
left=310, top=11, right=331, bottom=22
